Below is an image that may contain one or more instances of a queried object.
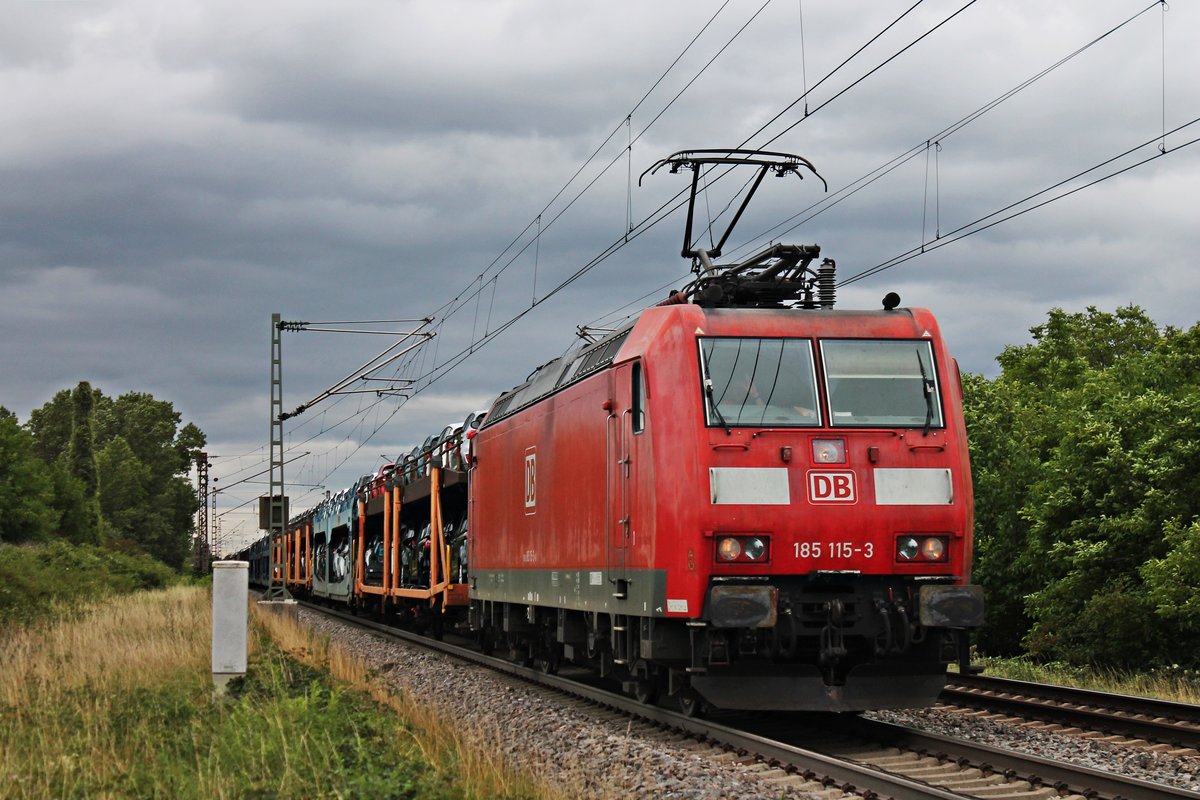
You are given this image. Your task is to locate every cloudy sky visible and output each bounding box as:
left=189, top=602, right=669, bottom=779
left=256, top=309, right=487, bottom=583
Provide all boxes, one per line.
left=3, top=0, right=1196, bottom=551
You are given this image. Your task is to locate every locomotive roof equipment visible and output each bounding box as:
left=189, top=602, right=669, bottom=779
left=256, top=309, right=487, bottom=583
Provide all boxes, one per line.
left=644, top=148, right=836, bottom=310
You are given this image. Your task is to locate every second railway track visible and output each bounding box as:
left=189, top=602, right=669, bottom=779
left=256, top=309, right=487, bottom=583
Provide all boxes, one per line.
left=940, top=673, right=1200, bottom=752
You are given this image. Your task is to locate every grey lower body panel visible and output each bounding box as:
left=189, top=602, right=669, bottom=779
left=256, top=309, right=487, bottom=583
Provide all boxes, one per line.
left=471, top=567, right=670, bottom=616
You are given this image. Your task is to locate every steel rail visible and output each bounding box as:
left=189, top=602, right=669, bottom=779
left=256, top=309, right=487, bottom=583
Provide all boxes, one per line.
left=832, top=715, right=1200, bottom=800
left=942, top=673, right=1200, bottom=749
left=285, top=600, right=1200, bottom=800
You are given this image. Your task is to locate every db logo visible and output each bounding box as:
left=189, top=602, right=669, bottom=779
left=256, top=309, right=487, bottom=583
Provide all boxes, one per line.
left=524, top=448, right=537, bottom=513
left=808, top=471, right=857, bottom=503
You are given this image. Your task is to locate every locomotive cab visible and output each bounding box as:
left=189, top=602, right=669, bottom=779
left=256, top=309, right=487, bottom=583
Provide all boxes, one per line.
left=646, top=303, right=982, bottom=710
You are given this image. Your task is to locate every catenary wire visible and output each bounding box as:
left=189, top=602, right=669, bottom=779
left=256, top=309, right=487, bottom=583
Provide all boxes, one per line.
left=723, top=0, right=1164, bottom=262
left=222, top=2, right=1083, bottom=525
left=838, top=117, right=1200, bottom=287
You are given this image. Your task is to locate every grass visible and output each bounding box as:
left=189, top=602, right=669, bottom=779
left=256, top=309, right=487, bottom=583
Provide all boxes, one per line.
left=972, top=654, right=1200, bottom=704
left=0, top=585, right=554, bottom=799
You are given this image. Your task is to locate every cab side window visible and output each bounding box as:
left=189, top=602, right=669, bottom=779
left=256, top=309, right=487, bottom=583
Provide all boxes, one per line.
left=632, top=362, right=646, bottom=434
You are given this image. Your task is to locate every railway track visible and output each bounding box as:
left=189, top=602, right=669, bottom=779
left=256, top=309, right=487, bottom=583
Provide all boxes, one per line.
left=745, top=712, right=1197, bottom=800
left=940, top=673, right=1200, bottom=752
left=284, top=600, right=1200, bottom=800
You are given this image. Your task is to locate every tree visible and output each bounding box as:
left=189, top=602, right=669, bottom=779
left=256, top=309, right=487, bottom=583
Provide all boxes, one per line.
left=25, top=388, right=74, bottom=465
left=0, top=408, right=57, bottom=543
left=67, top=381, right=99, bottom=498
left=1142, top=520, right=1200, bottom=664
left=151, top=478, right=200, bottom=569
left=96, top=436, right=150, bottom=546
left=98, top=394, right=203, bottom=567
left=46, top=461, right=93, bottom=544
left=25, top=384, right=206, bottom=568
left=960, top=373, right=1046, bottom=654
left=966, top=305, right=1200, bottom=666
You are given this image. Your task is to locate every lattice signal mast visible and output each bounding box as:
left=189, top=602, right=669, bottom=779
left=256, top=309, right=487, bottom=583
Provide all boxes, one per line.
left=194, top=451, right=209, bottom=574
left=263, top=313, right=292, bottom=601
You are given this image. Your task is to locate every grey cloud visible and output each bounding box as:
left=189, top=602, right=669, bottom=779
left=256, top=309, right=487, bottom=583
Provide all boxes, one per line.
left=3, top=0, right=1198, bottom=550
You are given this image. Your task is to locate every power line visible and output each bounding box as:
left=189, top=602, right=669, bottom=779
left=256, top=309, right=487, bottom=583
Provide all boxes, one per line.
left=228, top=2, right=1164, bottom=517
left=741, top=1, right=928, bottom=148
left=424, top=0, right=741, bottom=328
left=839, top=117, right=1200, bottom=288
left=723, top=0, right=1165, bottom=263
left=406, top=2, right=971, bottom=391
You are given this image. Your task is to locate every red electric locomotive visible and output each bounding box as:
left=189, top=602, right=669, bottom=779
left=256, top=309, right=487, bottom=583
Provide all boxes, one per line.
left=466, top=151, right=983, bottom=712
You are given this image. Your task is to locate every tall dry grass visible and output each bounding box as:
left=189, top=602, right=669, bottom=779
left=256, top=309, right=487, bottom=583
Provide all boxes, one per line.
left=2, top=584, right=212, bottom=701
left=976, top=655, right=1200, bottom=703
left=0, top=586, right=215, bottom=796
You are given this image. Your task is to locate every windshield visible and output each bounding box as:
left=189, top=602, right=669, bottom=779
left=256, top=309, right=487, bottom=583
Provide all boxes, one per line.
left=699, top=338, right=820, bottom=427
left=820, top=339, right=943, bottom=428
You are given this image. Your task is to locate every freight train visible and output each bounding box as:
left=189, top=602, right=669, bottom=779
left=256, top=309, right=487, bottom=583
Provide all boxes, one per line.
left=237, top=150, right=984, bottom=713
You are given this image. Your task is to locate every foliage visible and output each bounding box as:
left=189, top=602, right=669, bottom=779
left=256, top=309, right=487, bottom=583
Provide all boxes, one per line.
left=97, top=436, right=151, bottom=543
left=967, top=305, right=1200, bottom=667
left=0, top=540, right=176, bottom=627
left=1142, top=520, right=1200, bottom=634
left=0, top=409, right=57, bottom=543
left=67, top=381, right=99, bottom=499
left=21, top=382, right=206, bottom=568
left=45, top=460, right=94, bottom=545
left=25, top=388, right=80, bottom=467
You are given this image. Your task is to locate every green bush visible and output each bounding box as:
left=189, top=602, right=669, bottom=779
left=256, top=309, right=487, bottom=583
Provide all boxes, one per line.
left=0, top=540, right=176, bottom=626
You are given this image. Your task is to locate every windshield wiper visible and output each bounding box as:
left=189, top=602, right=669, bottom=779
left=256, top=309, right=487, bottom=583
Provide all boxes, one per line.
left=699, top=344, right=732, bottom=435
left=916, top=351, right=935, bottom=437
left=706, top=378, right=732, bottom=435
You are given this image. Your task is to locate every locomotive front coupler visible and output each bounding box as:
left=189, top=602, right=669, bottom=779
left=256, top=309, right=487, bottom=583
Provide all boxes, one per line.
left=818, top=598, right=848, bottom=667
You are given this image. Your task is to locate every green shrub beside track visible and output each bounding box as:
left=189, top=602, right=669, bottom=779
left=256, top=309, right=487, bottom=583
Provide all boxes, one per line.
left=0, top=540, right=176, bottom=627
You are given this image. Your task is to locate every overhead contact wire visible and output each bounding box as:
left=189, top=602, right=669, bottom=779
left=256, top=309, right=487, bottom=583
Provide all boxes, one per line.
left=839, top=117, right=1200, bottom=287
left=428, top=0, right=735, bottom=326
left=414, top=0, right=945, bottom=388
left=726, top=0, right=1163, bottom=261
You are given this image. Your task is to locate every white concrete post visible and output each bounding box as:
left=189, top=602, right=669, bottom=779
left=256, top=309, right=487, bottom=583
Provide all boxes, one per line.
left=212, top=560, right=249, bottom=694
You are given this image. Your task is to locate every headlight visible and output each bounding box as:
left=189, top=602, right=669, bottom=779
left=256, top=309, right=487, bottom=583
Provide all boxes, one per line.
left=714, top=535, right=770, bottom=563
left=921, top=538, right=945, bottom=560
left=717, top=537, right=742, bottom=561
left=895, top=535, right=948, bottom=563
left=812, top=438, right=846, bottom=464
left=742, top=537, right=767, bottom=561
